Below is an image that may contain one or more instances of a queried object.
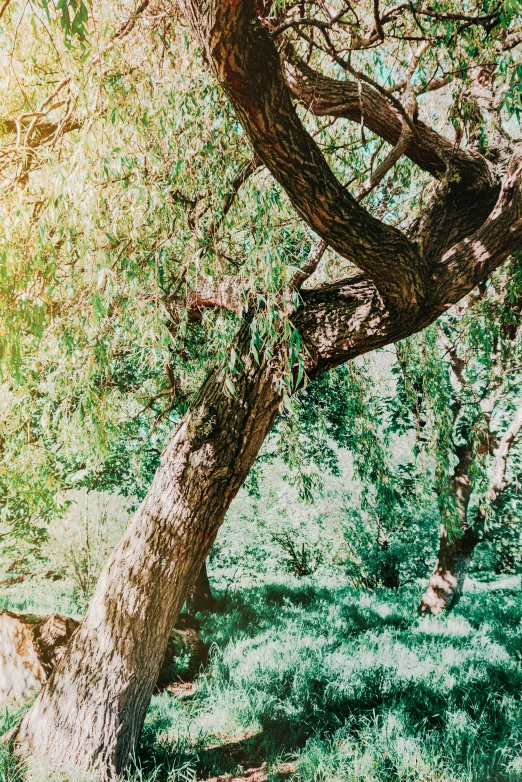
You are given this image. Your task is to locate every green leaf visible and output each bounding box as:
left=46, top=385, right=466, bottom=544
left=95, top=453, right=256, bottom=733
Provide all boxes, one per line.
left=224, top=376, right=236, bottom=397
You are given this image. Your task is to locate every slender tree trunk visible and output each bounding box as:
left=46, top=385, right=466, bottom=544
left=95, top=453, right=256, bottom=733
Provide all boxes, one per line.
left=418, top=442, right=479, bottom=615
left=418, top=523, right=479, bottom=615
left=15, top=325, right=282, bottom=778
left=418, top=399, right=522, bottom=615
left=186, top=560, right=217, bottom=614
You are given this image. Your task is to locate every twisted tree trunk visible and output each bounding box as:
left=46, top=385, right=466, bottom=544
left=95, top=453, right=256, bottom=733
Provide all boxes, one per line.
left=12, top=278, right=422, bottom=777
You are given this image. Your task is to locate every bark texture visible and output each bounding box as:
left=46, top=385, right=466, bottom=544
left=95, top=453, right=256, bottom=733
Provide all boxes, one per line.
left=15, top=324, right=283, bottom=777
left=0, top=611, right=204, bottom=709
left=418, top=525, right=479, bottom=615
left=0, top=612, right=78, bottom=709
left=281, top=52, right=493, bottom=183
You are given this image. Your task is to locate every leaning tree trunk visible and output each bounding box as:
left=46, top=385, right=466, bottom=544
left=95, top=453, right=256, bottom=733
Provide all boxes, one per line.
left=186, top=560, right=217, bottom=614
left=418, top=523, right=480, bottom=615
left=15, top=324, right=282, bottom=778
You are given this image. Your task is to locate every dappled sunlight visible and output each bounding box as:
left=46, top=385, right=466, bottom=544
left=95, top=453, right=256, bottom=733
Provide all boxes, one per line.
left=119, top=581, right=522, bottom=781
left=414, top=615, right=473, bottom=639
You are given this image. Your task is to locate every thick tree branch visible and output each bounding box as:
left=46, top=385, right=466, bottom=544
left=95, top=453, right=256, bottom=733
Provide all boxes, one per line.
left=202, top=125, right=415, bottom=300
left=431, top=149, right=522, bottom=306
left=175, top=0, right=522, bottom=359
left=290, top=128, right=416, bottom=288
left=177, top=0, right=426, bottom=312
left=282, top=51, right=503, bottom=265
left=281, top=52, right=494, bottom=185
left=177, top=146, right=522, bottom=377
left=297, top=148, right=522, bottom=373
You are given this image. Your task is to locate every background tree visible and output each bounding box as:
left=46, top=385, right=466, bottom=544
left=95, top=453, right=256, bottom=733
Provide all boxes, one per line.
left=389, top=254, right=522, bottom=613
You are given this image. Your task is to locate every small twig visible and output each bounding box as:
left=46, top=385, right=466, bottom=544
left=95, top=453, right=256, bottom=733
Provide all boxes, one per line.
left=373, top=0, right=384, bottom=39
left=113, top=0, right=151, bottom=40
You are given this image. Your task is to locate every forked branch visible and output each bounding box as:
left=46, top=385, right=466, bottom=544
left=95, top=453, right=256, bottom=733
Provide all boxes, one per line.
left=177, top=0, right=426, bottom=312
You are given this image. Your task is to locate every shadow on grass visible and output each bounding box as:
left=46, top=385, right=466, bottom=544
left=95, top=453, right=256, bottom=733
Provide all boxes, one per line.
left=135, top=580, right=522, bottom=781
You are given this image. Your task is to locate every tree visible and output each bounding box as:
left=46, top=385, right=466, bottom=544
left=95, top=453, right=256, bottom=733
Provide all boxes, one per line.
left=393, top=257, right=522, bottom=614
left=5, top=0, right=522, bottom=775
left=419, top=396, right=522, bottom=614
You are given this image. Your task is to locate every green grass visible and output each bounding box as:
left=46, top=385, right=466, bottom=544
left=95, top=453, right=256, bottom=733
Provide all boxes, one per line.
left=2, top=580, right=522, bottom=781
left=131, top=580, right=522, bottom=781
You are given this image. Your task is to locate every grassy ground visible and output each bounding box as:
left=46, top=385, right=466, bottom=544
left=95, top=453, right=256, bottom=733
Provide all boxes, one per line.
left=3, top=578, right=522, bottom=782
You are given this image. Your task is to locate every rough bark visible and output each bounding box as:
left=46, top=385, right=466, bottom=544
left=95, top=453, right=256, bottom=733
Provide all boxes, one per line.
left=14, top=277, right=522, bottom=771
left=0, top=611, right=204, bottom=710
left=12, top=277, right=423, bottom=775
left=176, top=0, right=522, bottom=314
left=0, top=612, right=78, bottom=709
left=15, top=323, right=283, bottom=777
left=281, top=52, right=493, bottom=184
left=280, top=49, right=506, bottom=267
left=186, top=560, right=217, bottom=614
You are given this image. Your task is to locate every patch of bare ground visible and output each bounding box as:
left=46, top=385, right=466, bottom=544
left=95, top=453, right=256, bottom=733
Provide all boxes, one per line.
left=194, top=732, right=296, bottom=782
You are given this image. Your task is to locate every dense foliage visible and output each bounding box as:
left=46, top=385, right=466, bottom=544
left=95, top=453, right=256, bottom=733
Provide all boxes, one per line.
left=2, top=0, right=522, bottom=777
left=1, top=0, right=522, bottom=564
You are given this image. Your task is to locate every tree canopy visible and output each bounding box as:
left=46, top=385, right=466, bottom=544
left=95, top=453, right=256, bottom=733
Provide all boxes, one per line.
left=1, top=0, right=522, bottom=776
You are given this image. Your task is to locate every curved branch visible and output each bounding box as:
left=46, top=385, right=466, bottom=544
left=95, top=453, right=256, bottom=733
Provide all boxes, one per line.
left=177, top=0, right=426, bottom=312
left=296, top=150, right=522, bottom=373
left=431, top=149, right=522, bottom=306
left=282, top=52, right=494, bottom=185
left=171, top=146, right=522, bottom=380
